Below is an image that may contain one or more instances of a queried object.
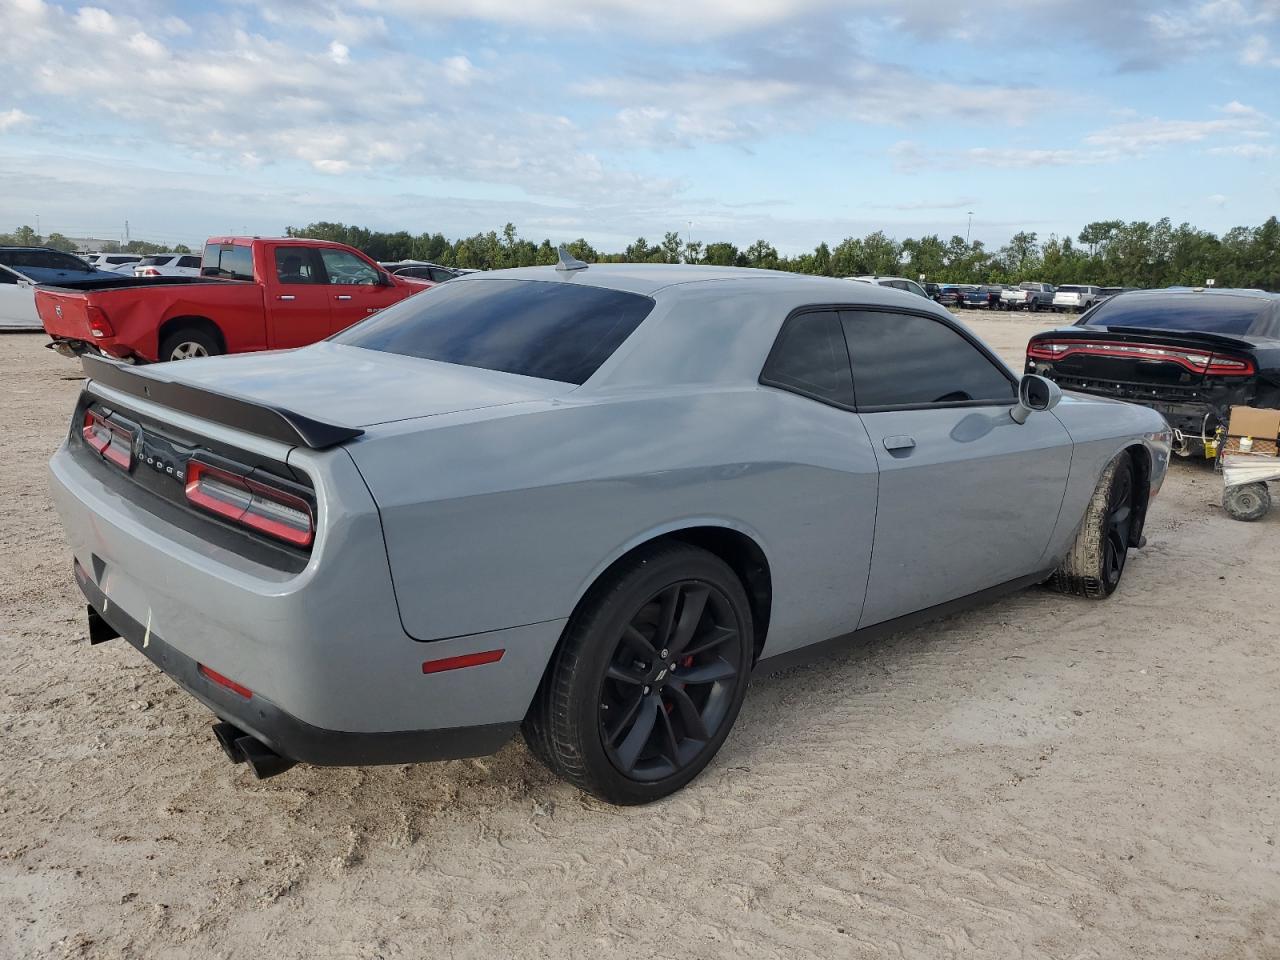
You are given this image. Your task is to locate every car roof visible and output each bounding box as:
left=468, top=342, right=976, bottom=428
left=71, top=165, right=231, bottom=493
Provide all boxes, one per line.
left=453, top=262, right=933, bottom=300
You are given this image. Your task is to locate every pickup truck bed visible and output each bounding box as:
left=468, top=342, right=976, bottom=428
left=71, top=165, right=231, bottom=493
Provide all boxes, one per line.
left=37, top=237, right=430, bottom=363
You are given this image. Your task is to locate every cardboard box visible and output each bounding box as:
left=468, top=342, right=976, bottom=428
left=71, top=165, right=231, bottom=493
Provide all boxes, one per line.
left=1226, top=406, right=1280, bottom=441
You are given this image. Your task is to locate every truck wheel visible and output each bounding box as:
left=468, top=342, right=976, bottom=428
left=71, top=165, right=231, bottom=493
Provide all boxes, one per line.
left=1029, top=300, right=1040, bottom=313
left=523, top=542, right=753, bottom=805
left=1047, top=454, right=1135, bottom=599
left=159, top=327, right=222, bottom=362
left=1223, top=482, right=1271, bottom=522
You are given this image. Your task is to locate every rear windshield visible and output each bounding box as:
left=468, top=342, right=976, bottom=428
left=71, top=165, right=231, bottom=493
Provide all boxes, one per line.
left=1018, top=282, right=1042, bottom=291
left=333, top=278, right=655, bottom=385
left=0, top=249, right=94, bottom=272
left=1084, top=293, right=1273, bottom=336
left=1057, top=285, right=1083, bottom=293
left=138, top=255, right=174, bottom=266
left=201, top=243, right=254, bottom=281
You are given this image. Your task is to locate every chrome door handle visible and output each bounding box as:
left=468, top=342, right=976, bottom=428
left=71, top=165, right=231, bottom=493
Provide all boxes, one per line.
left=276, top=295, right=295, bottom=301
left=335, top=295, right=352, bottom=301
left=883, top=435, right=916, bottom=452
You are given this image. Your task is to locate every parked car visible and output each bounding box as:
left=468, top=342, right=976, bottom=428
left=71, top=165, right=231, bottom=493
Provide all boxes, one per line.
left=960, top=285, right=1005, bottom=309
left=50, top=261, right=1170, bottom=803
left=86, top=253, right=145, bottom=274
left=1097, top=286, right=1139, bottom=303
left=1053, top=284, right=1103, bottom=313
left=0, top=248, right=125, bottom=331
left=379, top=260, right=474, bottom=284
left=936, top=284, right=972, bottom=307
left=134, top=253, right=203, bottom=278
left=846, top=275, right=931, bottom=299
left=37, top=236, right=432, bottom=362
left=923, top=282, right=942, bottom=300
left=1002, top=282, right=1056, bottom=312
left=1026, top=288, right=1280, bottom=456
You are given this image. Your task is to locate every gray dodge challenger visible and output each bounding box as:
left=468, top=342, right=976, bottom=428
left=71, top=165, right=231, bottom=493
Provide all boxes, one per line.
left=50, top=260, right=1171, bottom=803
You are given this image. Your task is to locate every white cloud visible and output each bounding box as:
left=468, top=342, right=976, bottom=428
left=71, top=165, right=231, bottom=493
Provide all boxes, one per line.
left=73, top=6, right=116, bottom=34
left=0, top=108, right=33, bottom=133
left=1207, top=143, right=1277, bottom=158
left=327, top=40, right=350, bottom=65
left=441, top=55, right=476, bottom=86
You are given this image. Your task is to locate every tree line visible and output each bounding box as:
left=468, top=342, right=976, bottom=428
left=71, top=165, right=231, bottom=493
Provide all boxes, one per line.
left=5, top=217, right=1276, bottom=289
left=0, top=225, right=190, bottom=256
left=286, top=217, right=1279, bottom=291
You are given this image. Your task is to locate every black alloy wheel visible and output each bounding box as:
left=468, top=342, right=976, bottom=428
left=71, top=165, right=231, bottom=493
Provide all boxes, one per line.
left=599, top=580, right=743, bottom=782
left=523, top=542, right=753, bottom=804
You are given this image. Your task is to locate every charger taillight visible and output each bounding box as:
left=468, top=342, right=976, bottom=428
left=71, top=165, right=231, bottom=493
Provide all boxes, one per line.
left=1027, top=339, right=1256, bottom=377
left=82, top=409, right=134, bottom=470
left=85, top=305, right=114, bottom=339
left=184, top=460, right=314, bottom=547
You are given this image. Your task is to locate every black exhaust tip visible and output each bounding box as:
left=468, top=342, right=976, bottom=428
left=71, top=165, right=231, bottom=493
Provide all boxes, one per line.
left=211, top=721, right=247, bottom=763
left=234, top=735, right=298, bottom=779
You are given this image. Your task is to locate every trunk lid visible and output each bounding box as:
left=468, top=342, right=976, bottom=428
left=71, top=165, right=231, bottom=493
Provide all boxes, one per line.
left=1027, top=325, right=1259, bottom=397
left=37, top=287, right=96, bottom=338
left=144, top=341, right=570, bottom=429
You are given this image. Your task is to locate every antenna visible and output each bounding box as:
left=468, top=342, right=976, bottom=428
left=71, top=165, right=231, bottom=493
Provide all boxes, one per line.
left=556, top=245, right=588, bottom=272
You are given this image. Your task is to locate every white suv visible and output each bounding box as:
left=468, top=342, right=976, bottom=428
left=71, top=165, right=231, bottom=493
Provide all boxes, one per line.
left=133, top=253, right=202, bottom=278
left=86, top=253, right=144, bottom=274
left=1052, top=284, right=1102, bottom=313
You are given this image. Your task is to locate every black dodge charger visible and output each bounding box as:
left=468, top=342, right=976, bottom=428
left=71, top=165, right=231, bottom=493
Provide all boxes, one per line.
left=1026, top=288, right=1280, bottom=456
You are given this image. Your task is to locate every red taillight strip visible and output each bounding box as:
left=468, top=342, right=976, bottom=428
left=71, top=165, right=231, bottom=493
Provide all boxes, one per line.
left=1027, top=340, right=1255, bottom=376
left=198, top=663, right=253, bottom=699
left=184, top=460, right=314, bottom=547
left=82, top=409, right=134, bottom=470
left=421, top=649, right=505, bottom=674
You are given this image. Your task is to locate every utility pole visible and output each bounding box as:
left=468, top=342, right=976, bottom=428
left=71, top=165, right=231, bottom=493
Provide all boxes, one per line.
left=36, top=214, right=40, bottom=237
left=966, top=211, right=973, bottom=243
left=125, top=219, right=130, bottom=243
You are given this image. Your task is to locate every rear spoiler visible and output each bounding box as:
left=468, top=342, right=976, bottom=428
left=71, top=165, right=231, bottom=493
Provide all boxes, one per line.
left=81, top=355, right=364, bottom=450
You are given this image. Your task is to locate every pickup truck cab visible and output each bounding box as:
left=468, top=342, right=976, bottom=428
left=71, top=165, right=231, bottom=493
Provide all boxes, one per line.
left=38, top=237, right=431, bottom=362
left=1001, top=282, right=1056, bottom=312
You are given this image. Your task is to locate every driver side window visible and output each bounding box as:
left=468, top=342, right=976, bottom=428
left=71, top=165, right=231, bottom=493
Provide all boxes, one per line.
left=319, top=249, right=379, bottom=286
left=841, top=310, right=1014, bottom=408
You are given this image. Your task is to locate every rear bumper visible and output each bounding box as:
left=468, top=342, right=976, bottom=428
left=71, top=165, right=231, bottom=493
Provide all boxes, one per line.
left=75, top=562, right=519, bottom=765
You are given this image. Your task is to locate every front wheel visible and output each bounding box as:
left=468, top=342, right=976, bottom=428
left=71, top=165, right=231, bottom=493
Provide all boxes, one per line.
left=1047, top=454, right=1135, bottom=599
left=523, top=543, right=753, bottom=804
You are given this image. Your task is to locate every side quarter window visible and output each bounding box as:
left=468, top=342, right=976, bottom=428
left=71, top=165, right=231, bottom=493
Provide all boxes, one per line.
left=760, top=310, right=855, bottom=407
left=841, top=310, right=1014, bottom=408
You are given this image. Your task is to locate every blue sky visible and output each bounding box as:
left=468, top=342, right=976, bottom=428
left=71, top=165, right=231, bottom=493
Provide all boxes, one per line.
left=0, top=0, right=1277, bottom=253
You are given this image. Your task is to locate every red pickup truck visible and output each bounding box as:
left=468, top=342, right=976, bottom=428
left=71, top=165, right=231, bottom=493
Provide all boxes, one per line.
left=37, top=237, right=432, bottom=363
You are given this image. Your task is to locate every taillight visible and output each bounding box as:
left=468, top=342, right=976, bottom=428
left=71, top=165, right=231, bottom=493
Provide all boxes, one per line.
left=86, top=305, right=114, bottom=339
left=82, top=409, right=134, bottom=470
left=1026, top=339, right=1256, bottom=377
left=138, top=267, right=160, bottom=276
left=184, top=460, right=314, bottom=547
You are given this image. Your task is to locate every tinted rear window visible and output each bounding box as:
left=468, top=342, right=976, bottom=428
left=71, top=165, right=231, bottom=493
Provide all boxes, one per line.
left=333, top=279, right=654, bottom=385
left=0, top=249, right=93, bottom=272
left=1084, top=294, right=1273, bottom=335
left=201, top=243, right=254, bottom=281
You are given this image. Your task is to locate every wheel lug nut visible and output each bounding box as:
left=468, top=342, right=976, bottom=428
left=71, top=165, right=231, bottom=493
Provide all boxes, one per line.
left=660, top=649, right=668, bottom=658
left=643, top=686, right=651, bottom=695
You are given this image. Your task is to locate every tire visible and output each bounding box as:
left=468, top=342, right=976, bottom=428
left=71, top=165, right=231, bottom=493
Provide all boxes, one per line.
left=1047, top=454, right=1135, bottom=599
left=1029, top=300, right=1040, bottom=313
left=523, top=542, right=753, bottom=804
left=158, top=326, right=221, bottom=362
left=1223, top=482, right=1271, bottom=522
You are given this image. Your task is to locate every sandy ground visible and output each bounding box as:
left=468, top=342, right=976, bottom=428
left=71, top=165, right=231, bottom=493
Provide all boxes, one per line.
left=1, top=317, right=1277, bottom=960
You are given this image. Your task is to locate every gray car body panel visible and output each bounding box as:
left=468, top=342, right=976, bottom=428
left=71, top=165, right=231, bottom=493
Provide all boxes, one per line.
left=49, top=264, right=1170, bottom=749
